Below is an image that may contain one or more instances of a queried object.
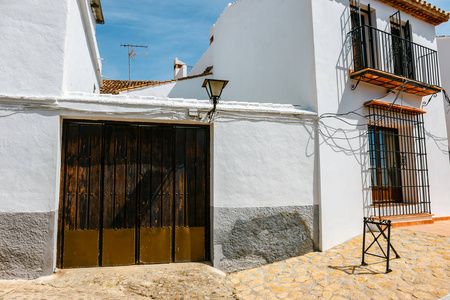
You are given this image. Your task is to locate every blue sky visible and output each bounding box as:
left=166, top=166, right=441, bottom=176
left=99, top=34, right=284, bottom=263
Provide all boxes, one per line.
left=97, top=0, right=450, bottom=81
left=97, top=0, right=232, bottom=81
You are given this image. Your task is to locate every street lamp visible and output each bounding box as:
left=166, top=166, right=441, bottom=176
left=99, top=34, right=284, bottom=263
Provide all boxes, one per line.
left=202, top=79, right=229, bottom=106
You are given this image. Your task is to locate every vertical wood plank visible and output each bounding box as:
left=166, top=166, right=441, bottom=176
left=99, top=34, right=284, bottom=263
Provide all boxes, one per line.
left=125, top=126, right=138, bottom=229
left=103, top=125, right=115, bottom=229
left=114, top=126, right=127, bottom=229
left=88, top=124, right=102, bottom=230
left=77, top=125, right=90, bottom=230
left=161, top=127, right=174, bottom=228
left=139, top=127, right=152, bottom=228
left=175, top=128, right=186, bottom=227
left=186, top=129, right=197, bottom=227
left=57, top=121, right=69, bottom=267
left=61, top=121, right=103, bottom=268
left=205, top=126, right=211, bottom=260
left=151, top=128, right=162, bottom=228
left=64, top=124, right=79, bottom=230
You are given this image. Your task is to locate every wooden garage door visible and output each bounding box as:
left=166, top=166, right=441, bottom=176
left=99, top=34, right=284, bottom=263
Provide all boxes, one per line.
left=57, top=121, right=209, bottom=268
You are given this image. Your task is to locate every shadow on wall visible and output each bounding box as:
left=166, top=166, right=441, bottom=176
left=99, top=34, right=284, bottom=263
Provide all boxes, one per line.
left=335, top=0, right=393, bottom=116
left=335, top=0, right=353, bottom=107
left=221, top=212, right=314, bottom=266
left=316, top=117, right=373, bottom=216
left=426, top=129, right=450, bottom=156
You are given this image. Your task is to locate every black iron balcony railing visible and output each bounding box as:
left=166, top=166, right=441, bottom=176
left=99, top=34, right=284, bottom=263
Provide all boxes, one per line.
left=351, top=24, right=441, bottom=90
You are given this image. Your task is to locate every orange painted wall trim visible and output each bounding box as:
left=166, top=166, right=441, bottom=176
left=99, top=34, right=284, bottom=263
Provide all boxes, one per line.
left=364, top=100, right=427, bottom=115
left=433, top=216, right=450, bottom=221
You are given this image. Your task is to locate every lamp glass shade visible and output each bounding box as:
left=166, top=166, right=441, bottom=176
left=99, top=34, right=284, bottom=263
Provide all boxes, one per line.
left=203, top=79, right=228, bottom=100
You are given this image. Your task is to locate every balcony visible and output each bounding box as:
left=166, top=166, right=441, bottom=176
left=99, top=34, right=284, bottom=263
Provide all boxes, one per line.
left=350, top=25, right=442, bottom=96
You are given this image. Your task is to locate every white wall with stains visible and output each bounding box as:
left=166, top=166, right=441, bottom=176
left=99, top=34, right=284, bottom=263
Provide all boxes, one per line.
left=0, top=0, right=101, bottom=97
left=0, top=1, right=69, bottom=96
left=312, top=0, right=450, bottom=250
left=0, top=93, right=317, bottom=277
left=117, top=0, right=450, bottom=252
left=120, top=0, right=318, bottom=110
left=63, top=0, right=103, bottom=94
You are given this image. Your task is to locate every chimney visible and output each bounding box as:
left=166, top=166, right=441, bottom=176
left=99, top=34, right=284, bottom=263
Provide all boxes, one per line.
left=174, top=57, right=187, bottom=80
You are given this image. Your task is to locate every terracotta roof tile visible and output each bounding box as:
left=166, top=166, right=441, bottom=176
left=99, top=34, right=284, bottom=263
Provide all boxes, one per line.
left=100, top=70, right=213, bottom=95
left=100, top=80, right=166, bottom=94
left=377, top=0, right=449, bottom=25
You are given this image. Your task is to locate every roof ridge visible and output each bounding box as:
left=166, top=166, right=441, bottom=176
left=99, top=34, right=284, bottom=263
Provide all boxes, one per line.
left=376, top=0, right=449, bottom=25
left=100, top=72, right=213, bottom=95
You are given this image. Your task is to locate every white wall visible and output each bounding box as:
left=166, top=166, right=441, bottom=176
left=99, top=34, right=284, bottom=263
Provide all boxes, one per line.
left=433, top=37, right=450, bottom=217
left=0, top=94, right=316, bottom=272
left=311, top=0, right=447, bottom=250
left=438, top=37, right=450, bottom=144
left=133, top=0, right=317, bottom=109
left=0, top=94, right=316, bottom=213
left=0, top=0, right=102, bottom=97
left=126, top=0, right=318, bottom=109
left=189, top=45, right=214, bottom=77
left=423, top=94, right=450, bottom=217
left=213, top=118, right=316, bottom=209
left=0, top=110, right=60, bottom=212
left=62, top=0, right=103, bottom=94
left=210, top=0, right=318, bottom=109
left=0, top=0, right=69, bottom=96
left=122, top=0, right=449, bottom=251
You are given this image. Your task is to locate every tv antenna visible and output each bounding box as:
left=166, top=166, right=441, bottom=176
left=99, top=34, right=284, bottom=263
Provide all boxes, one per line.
left=120, top=44, right=148, bottom=81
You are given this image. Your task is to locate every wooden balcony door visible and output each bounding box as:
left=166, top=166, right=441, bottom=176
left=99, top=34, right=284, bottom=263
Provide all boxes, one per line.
left=369, top=126, right=403, bottom=203
left=390, top=11, right=415, bottom=80
left=350, top=2, right=375, bottom=71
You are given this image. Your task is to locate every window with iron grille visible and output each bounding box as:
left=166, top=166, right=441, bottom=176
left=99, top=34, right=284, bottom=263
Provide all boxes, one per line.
left=365, top=101, right=431, bottom=217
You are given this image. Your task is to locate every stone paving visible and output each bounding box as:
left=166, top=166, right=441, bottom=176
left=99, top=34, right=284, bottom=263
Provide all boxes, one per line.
left=401, top=220, right=450, bottom=236
left=0, top=263, right=235, bottom=299
left=226, top=228, right=450, bottom=300
left=0, top=226, right=448, bottom=299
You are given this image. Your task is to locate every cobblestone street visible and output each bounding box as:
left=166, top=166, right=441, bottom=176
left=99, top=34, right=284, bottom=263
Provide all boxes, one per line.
left=227, top=225, right=450, bottom=300
left=0, top=263, right=235, bottom=299
left=0, top=223, right=449, bottom=299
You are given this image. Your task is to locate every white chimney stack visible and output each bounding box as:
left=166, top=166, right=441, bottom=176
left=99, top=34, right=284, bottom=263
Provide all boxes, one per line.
left=174, top=57, right=187, bottom=80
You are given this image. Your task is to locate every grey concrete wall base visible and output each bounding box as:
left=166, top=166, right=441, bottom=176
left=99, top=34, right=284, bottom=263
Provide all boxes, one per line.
left=213, top=205, right=319, bottom=272
left=0, top=212, right=55, bottom=279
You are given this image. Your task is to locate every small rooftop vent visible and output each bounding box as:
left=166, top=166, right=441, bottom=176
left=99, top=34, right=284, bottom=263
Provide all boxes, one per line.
left=174, top=58, right=187, bottom=80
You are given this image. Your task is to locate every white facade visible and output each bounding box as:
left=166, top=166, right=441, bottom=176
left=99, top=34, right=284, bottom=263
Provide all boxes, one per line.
left=0, top=93, right=317, bottom=276
left=0, top=0, right=102, bottom=97
left=312, top=0, right=447, bottom=250
left=0, top=0, right=449, bottom=279
left=438, top=37, right=450, bottom=144
left=123, top=0, right=450, bottom=251
left=63, top=0, right=103, bottom=94
left=126, top=0, right=318, bottom=109
left=0, top=0, right=104, bottom=279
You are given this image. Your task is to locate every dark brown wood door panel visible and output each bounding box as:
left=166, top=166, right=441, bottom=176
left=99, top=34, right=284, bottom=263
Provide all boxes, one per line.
left=174, top=128, right=207, bottom=262
left=369, top=126, right=403, bottom=204
left=58, top=121, right=209, bottom=268
left=102, top=125, right=137, bottom=266
left=138, top=126, right=174, bottom=264
left=61, top=123, right=102, bottom=268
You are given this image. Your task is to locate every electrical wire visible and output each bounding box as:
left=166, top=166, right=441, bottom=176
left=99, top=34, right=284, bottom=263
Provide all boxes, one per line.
left=443, top=89, right=450, bottom=106
left=318, top=80, right=407, bottom=128
left=0, top=99, right=317, bottom=125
